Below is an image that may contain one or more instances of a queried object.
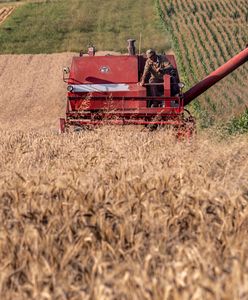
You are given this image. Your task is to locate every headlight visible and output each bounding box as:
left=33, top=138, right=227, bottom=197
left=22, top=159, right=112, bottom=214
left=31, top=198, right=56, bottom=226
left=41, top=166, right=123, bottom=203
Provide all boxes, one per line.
left=178, top=82, right=185, bottom=89
left=67, top=85, right=73, bottom=92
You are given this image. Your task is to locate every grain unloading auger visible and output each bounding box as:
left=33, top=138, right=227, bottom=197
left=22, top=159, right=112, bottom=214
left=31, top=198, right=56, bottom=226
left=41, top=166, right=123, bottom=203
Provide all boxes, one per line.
left=60, top=42, right=248, bottom=135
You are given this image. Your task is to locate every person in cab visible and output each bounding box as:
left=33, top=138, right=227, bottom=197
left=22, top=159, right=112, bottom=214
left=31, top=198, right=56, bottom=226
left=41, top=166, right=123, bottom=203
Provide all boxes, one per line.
left=140, top=49, right=177, bottom=102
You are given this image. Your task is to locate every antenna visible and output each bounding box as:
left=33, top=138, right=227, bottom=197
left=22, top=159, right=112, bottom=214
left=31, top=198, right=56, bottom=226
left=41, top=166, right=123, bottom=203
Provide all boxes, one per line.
left=138, top=32, right=142, bottom=55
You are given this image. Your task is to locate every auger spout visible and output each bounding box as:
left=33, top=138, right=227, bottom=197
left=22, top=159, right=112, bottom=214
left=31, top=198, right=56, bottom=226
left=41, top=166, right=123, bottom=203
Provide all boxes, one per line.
left=183, top=46, right=248, bottom=106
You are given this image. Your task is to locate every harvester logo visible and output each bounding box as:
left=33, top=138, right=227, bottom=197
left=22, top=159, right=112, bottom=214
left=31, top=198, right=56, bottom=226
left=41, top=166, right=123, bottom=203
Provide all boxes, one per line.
left=100, top=66, right=110, bottom=73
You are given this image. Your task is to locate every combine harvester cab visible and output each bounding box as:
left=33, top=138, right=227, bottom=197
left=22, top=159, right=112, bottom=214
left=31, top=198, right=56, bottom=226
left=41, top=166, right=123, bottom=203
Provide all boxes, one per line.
left=60, top=41, right=248, bottom=135
left=60, top=40, right=192, bottom=135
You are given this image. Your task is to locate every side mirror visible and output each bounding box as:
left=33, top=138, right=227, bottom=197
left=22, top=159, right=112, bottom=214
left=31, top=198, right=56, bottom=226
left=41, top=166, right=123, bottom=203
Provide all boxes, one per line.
left=178, top=82, right=185, bottom=95
left=63, top=67, right=70, bottom=83
left=178, top=82, right=185, bottom=89
left=63, top=67, right=70, bottom=74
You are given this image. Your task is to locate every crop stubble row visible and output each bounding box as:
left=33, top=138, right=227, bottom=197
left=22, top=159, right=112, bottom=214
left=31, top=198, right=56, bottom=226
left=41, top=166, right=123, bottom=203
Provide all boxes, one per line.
left=159, top=0, right=248, bottom=123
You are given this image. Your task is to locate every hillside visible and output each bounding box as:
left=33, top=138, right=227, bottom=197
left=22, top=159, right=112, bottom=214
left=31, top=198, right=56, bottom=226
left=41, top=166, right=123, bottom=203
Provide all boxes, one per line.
left=0, top=0, right=169, bottom=54
left=158, top=0, right=248, bottom=126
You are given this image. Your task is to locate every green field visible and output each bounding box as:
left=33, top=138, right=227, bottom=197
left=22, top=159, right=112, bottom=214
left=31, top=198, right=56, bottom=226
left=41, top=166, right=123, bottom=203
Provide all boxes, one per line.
left=158, top=0, right=248, bottom=127
left=0, top=0, right=170, bottom=54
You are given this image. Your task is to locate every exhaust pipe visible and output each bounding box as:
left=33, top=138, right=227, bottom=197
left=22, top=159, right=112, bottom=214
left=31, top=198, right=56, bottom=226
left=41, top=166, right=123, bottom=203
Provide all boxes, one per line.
left=183, top=46, right=248, bottom=106
left=127, top=39, right=136, bottom=55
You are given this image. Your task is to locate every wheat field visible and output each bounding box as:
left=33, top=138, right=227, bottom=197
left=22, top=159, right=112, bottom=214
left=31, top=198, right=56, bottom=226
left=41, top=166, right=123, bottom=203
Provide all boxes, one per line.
left=0, top=127, right=247, bottom=300
left=0, top=0, right=248, bottom=299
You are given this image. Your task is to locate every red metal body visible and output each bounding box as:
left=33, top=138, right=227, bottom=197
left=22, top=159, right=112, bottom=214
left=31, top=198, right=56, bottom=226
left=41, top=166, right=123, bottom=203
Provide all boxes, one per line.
left=60, top=43, right=247, bottom=134
left=60, top=51, right=194, bottom=135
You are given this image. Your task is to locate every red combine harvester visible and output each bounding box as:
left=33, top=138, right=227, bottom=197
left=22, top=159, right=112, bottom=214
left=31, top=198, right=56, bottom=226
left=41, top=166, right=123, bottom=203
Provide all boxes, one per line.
left=60, top=41, right=248, bottom=135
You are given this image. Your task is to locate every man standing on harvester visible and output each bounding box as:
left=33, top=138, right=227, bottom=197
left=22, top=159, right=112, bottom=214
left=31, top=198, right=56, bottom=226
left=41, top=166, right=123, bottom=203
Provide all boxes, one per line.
left=140, top=49, right=178, bottom=103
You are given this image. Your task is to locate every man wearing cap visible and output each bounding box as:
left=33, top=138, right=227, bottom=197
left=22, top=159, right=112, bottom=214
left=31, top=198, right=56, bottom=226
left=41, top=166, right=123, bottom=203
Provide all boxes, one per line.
left=140, top=49, right=176, bottom=101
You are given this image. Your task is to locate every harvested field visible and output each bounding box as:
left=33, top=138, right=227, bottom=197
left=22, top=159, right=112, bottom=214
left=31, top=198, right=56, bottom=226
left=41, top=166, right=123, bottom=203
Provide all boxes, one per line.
left=0, top=53, right=73, bottom=130
left=0, top=127, right=248, bottom=299
left=0, top=6, right=14, bottom=24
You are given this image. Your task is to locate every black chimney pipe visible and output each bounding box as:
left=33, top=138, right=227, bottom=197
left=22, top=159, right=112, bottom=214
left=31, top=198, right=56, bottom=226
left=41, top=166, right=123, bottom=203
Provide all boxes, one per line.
left=127, top=39, right=136, bottom=55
